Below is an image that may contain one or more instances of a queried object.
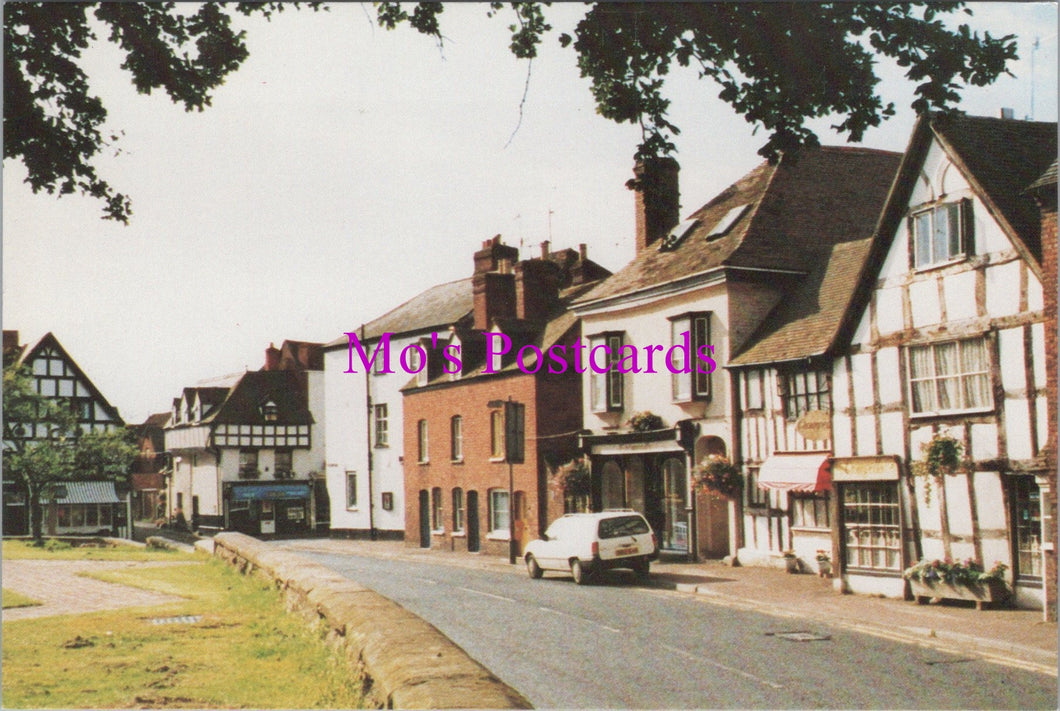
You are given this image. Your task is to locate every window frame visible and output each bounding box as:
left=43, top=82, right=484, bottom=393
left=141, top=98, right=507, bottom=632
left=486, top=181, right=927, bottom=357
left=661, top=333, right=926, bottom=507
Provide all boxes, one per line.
left=911, top=200, right=971, bottom=270
left=345, top=471, right=358, bottom=509
left=373, top=403, right=389, bottom=448
left=489, top=489, right=510, bottom=536
left=745, top=467, right=769, bottom=509
left=452, top=488, right=465, bottom=534
left=791, top=493, right=830, bottom=530
left=431, top=487, right=444, bottom=532
left=417, top=419, right=429, bottom=464
left=274, top=448, right=293, bottom=479
left=781, top=369, right=831, bottom=421
left=841, top=482, right=902, bottom=573
left=450, top=415, right=463, bottom=462
left=588, top=331, right=624, bottom=413
left=1011, top=476, right=1042, bottom=581
left=907, top=336, right=993, bottom=416
left=490, top=410, right=505, bottom=460
left=669, top=312, right=712, bottom=402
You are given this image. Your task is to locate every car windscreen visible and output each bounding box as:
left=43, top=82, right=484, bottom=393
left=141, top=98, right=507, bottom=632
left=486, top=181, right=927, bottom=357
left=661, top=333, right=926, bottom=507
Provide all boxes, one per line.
left=597, top=515, right=650, bottom=539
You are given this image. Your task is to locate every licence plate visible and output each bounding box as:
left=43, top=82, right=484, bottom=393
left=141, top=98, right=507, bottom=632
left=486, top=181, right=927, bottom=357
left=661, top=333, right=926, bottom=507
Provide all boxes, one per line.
left=615, top=546, right=638, bottom=557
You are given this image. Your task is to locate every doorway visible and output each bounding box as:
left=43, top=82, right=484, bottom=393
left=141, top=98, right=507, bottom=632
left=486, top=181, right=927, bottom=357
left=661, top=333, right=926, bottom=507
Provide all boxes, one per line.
left=418, top=490, right=430, bottom=548
left=466, top=490, right=480, bottom=552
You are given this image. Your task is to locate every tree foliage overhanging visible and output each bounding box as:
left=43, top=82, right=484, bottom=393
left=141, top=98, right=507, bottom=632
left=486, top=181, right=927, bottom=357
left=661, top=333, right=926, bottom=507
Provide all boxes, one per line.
left=4, top=2, right=1017, bottom=223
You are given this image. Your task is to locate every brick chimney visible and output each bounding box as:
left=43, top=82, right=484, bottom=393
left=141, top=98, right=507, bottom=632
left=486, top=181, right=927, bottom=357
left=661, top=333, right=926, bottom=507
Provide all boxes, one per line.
left=264, top=343, right=281, bottom=371
left=633, top=157, right=680, bottom=253
left=472, top=237, right=519, bottom=330
left=516, top=258, right=563, bottom=322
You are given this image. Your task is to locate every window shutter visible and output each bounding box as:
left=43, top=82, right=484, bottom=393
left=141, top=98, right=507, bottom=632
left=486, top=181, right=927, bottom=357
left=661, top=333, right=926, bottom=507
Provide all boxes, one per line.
left=960, top=198, right=974, bottom=256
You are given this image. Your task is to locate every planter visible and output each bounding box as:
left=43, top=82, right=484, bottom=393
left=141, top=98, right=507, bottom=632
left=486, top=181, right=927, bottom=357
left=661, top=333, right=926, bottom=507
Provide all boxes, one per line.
left=908, top=578, right=1011, bottom=610
left=816, top=561, right=831, bottom=578
left=784, top=557, right=799, bottom=574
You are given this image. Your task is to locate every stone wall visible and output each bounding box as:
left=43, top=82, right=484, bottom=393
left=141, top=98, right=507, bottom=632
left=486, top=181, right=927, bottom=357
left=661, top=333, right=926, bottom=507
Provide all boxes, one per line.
left=212, top=532, right=531, bottom=709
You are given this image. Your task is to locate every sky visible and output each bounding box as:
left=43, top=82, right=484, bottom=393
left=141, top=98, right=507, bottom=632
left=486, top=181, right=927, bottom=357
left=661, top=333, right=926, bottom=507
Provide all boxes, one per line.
left=3, top=2, right=1057, bottom=425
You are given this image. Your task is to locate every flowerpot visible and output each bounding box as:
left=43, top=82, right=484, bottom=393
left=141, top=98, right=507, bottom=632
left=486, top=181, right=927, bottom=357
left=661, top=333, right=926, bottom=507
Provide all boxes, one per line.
left=908, top=578, right=1011, bottom=610
left=816, top=561, right=831, bottom=578
left=785, top=558, right=799, bottom=574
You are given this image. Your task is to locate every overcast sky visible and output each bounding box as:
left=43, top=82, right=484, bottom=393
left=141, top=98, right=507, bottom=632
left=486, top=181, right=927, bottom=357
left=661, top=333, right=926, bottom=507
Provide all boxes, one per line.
left=3, top=2, right=1057, bottom=424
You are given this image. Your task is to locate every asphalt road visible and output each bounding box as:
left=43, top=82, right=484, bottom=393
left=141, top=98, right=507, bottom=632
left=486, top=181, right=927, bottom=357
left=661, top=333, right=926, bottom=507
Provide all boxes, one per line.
left=287, top=546, right=1057, bottom=709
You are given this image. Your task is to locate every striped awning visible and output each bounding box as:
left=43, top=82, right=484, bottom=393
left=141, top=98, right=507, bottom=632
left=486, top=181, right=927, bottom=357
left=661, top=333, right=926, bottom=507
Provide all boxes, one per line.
left=757, top=453, right=831, bottom=492
left=52, top=481, right=123, bottom=504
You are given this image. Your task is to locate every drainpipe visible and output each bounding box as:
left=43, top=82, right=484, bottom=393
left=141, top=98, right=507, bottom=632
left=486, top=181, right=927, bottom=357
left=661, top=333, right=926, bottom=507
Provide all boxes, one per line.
left=362, top=324, right=377, bottom=540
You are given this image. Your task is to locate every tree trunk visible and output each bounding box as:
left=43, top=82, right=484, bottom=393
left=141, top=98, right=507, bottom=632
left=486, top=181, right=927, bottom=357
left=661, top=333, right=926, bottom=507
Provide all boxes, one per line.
left=28, top=485, right=44, bottom=543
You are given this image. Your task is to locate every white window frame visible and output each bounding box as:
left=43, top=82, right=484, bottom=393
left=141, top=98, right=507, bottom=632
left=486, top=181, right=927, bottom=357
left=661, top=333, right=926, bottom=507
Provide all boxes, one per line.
left=907, top=336, right=992, bottom=416
left=450, top=415, right=463, bottom=462
left=373, top=403, right=389, bottom=447
left=911, top=200, right=970, bottom=269
left=489, top=489, right=510, bottom=537
left=417, top=419, right=429, bottom=463
left=345, top=471, right=358, bottom=509
left=589, top=332, right=624, bottom=413
left=670, top=312, right=712, bottom=402
left=452, top=488, right=465, bottom=534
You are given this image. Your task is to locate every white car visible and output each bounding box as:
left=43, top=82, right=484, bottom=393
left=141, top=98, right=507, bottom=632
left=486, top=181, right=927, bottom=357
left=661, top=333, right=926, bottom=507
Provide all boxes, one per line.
left=523, top=510, right=658, bottom=584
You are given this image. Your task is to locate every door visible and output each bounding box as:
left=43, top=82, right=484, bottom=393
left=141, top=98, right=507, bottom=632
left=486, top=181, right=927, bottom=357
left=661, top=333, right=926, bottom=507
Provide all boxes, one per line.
left=513, top=491, right=529, bottom=555
left=418, top=490, right=430, bottom=548
left=466, top=490, right=480, bottom=552
left=260, top=500, right=276, bottom=535
left=661, top=457, right=689, bottom=552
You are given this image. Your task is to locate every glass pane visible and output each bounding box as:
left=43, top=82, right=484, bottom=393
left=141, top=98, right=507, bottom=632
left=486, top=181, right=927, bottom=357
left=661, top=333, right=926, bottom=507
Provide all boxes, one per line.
left=933, top=206, right=951, bottom=262
left=946, top=203, right=962, bottom=257
left=915, top=212, right=932, bottom=266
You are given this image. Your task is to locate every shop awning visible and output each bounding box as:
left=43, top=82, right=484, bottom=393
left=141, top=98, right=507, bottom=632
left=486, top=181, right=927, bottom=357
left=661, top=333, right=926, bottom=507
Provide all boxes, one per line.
left=757, top=452, right=831, bottom=492
left=51, top=481, right=123, bottom=504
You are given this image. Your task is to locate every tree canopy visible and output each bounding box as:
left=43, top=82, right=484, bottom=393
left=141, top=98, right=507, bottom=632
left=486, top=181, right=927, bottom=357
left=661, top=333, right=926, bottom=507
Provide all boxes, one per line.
left=5, top=2, right=1017, bottom=222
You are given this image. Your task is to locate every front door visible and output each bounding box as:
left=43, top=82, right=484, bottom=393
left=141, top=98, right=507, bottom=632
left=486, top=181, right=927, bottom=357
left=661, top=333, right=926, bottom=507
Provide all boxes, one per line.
left=466, top=490, right=480, bottom=552
left=418, top=490, right=430, bottom=548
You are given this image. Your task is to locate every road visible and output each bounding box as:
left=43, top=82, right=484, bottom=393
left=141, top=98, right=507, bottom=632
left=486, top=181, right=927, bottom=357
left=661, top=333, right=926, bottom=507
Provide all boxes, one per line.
left=276, top=542, right=1057, bottom=709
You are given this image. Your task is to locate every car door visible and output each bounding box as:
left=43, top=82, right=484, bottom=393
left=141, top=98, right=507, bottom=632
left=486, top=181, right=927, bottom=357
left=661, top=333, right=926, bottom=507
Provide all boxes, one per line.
left=535, top=518, right=570, bottom=570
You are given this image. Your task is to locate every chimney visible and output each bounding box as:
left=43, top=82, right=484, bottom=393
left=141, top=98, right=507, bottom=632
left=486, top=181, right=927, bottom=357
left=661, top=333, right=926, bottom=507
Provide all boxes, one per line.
left=633, top=157, right=680, bottom=253
left=1000, top=107, right=1015, bottom=120
left=516, top=259, right=562, bottom=322
left=264, top=343, right=281, bottom=371
left=472, top=236, right=519, bottom=330
left=3, top=330, right=20, bottom=351
left=540, top=240, right=550, bottom=259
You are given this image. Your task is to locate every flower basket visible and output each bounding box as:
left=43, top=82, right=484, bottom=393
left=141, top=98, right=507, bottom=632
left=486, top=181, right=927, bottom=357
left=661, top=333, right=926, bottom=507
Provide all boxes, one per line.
left=908, top=578, right=1011, bottom=610
left=695, top=455, right=742, bottom=500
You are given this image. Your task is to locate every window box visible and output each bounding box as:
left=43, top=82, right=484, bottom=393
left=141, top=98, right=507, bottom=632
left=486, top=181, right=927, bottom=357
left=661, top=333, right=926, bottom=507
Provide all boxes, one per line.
left=908, top=578, right=1010, bottom=610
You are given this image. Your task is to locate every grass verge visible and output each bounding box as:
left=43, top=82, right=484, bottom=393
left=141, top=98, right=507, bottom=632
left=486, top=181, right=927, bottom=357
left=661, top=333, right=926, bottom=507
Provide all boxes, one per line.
left=2, top=539, right=190, bottom=562
left=2, top=556, right=365, bottom=709
left=2, top=589, right=41, bottom=609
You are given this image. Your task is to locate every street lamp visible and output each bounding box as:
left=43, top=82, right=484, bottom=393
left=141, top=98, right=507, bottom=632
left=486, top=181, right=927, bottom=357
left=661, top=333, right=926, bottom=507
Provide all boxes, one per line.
left=488, top=397, right=524, bottom=564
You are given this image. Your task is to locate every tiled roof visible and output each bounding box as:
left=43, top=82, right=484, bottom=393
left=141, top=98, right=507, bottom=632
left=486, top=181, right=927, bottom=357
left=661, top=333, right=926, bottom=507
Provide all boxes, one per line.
left=931, top=114, right=1056, bottom=261
left=53, top=481, right=123, bottom=505
left=323, top=278, right=473, bottom=348
left=1028, top=158, right=1058, bottom=192
left=729, top=237, right=874, bottom=366
left=575, top=146, right=901, bottom=306
left=210, top=370, right=313, bottom=426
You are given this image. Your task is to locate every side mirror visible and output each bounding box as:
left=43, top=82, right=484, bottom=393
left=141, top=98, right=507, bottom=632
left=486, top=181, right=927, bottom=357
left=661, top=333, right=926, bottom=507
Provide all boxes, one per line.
left=540, top=533, right=550, bottom=542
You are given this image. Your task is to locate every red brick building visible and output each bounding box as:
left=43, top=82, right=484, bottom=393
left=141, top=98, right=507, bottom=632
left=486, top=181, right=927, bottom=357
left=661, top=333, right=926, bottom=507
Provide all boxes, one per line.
left=402, top=238, right=609, bottom=557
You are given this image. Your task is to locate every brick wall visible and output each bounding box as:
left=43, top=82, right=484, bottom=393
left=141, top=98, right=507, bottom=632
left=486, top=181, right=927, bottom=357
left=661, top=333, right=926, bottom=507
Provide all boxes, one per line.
left=1039, top=191, right=1057, bottom=622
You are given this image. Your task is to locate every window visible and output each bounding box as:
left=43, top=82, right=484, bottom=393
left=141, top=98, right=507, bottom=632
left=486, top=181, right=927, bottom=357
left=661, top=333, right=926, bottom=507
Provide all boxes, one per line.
left=589, top=332, right=624, bottom=413
left=261, top=400, right=278, bottom=422
left=489, top=489, right=510, bottom=535
left=1012, top=477, right=1042, bottom=580
left=908, top=337, right=991, bottom=415
left=239, top=449, right=259, bottom=479
left=431, top=487, right=443, bottom=531
left=490, top=410, right=505, bottom=459
left=274, top=449, right=293, bottom=479
left=417, top=419, right=429, bottom=463
left=745, top=468, right=769, bottom=508
left=744, top=369, right=765, bottom=410
left=842, top=483, right=901, bottom=571
left=345, top=471, right=357, bottom=509
left=792, top=495, right=830, bottom=529
left=373, top=404, right=388, bottom=447
left=452, top=488, right=465, bottom=533
left=783, top=370, right=831, bottom=420
left=450, top=415, right=463, bottom=461
left=670, top=313, right=712, bottom=402
left=912, top=201, right=971, bottom=268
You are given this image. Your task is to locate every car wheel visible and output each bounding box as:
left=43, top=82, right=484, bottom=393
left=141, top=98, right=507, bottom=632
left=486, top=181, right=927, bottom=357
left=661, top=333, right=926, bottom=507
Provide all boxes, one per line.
left=571, top=558, right=590, bottom=585
left=633, top=559, right=650, bottom=579
left=526, top=555, right=543, bottom=579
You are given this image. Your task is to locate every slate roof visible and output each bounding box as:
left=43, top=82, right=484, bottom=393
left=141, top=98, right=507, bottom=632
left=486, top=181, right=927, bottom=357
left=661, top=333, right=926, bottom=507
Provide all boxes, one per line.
left=52, top=481, right=123, bottom=505
left=209, top=370, right=313, bottom=426
left=931, top=114, right=1056, bottom=262
left=575, top=146, right=902, bottom=307
left=323, top=278, right=473, bottom=349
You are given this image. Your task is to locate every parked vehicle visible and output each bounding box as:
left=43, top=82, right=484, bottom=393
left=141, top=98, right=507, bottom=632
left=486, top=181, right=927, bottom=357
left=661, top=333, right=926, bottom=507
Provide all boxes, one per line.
left=524, top=510, right=657, bottom=584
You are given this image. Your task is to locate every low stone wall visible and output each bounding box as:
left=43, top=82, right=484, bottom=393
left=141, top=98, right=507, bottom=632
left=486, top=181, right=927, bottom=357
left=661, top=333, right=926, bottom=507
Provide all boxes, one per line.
left=213, top=532, right=531, bottom=710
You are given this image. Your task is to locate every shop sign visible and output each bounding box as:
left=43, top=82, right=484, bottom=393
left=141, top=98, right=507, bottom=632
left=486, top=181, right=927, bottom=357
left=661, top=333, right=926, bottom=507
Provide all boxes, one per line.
left=231, top=483, right=310, bottom=501
left=831, top=456, right=901, bottom=482
left=795, top=410, right=831, bottom=442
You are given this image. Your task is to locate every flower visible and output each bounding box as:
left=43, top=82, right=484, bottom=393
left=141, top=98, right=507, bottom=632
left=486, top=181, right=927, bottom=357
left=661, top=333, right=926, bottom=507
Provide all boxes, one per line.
left=782, top=550, right=797, bottom=559
left=815, top=550, right=831, bottom=563
left=903, top=558, right=1008, bottom=585
left=694, top=454, right=742, bottom=499
left=627, top=411, right=665, bottom=432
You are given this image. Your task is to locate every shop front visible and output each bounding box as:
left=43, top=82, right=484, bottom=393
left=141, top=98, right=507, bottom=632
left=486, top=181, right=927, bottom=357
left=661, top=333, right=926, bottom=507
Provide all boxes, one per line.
left=223, top=481, right=313, bottom=537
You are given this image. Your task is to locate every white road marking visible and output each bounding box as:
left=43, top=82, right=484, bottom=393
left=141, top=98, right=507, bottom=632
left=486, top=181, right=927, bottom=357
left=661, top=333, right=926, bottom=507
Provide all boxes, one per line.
left=537, top=606, right=620, bottom=633
left=457, top=586, right=515, bottom=602
left=661, top=643, right=785, bottom=690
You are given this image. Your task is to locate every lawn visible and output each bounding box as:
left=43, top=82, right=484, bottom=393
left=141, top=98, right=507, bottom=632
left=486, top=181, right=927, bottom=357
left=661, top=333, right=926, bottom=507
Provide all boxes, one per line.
left=2, top=538, right=191, bottom=562
left=2, top=589, right=41, bottom=609
left=2, top=551, right=365, bottom=708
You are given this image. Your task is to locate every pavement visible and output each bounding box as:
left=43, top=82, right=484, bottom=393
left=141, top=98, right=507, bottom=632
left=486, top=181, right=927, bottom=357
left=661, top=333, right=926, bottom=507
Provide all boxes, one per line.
left=277, top=537, right=1060, bottom=678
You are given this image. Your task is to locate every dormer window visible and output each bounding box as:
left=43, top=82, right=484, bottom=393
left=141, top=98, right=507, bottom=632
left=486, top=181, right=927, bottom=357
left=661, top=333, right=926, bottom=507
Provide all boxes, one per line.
left=262, top=400, right=278, bottom=422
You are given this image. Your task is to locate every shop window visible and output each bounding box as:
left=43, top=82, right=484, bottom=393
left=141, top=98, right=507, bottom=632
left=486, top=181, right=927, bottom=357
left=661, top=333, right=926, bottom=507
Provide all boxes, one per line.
left=908, top=337, right=991, bottom=415
left=417, top=419, right=429, bottom=463
left=346, top=471, right=357, bottom=509
left=792, top=494, right=830, bottom=529
left=431, top=487, right=443, bottom=532
left=450, top=415, right=463, bottom=462
left=489, top=489, right=510, bottom=536
left=452, top=488, right=465, bottom=533
left=911, top=200, right=971, bottom=269
left=601, top=461, right=625, bottom=509
left=373, top=404, right=389, bottom=447
left=1012, top=477, right=1042, bottom=580
left=782, top=370, right=831, bottom=420
left=842, top=482, right=901, bottom=572
left=670, top=312, right=712, bottom=402
left=589, top=332, right=624, bottom=413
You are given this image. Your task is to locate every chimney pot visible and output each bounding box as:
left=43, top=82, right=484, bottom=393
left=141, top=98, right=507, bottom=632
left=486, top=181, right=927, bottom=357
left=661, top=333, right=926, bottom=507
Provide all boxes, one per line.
left=578, top=243, right=587, bottom=261
left=1000, top=107, right=1015, bottom=119
left=540, top=241, right=550, bottom=259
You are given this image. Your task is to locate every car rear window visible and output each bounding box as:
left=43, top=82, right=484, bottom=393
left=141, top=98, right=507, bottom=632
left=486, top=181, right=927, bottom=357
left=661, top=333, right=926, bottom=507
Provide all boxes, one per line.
left=598, top=515, right=650, bottom=539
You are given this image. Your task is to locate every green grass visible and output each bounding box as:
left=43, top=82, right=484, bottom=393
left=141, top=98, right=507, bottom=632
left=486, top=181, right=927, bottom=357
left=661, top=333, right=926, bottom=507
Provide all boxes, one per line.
left=2, top=539, right=192, bottom=562
left=2, top=588, right=41, bottom=609
left=2, top=557, right=365, bottom=708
